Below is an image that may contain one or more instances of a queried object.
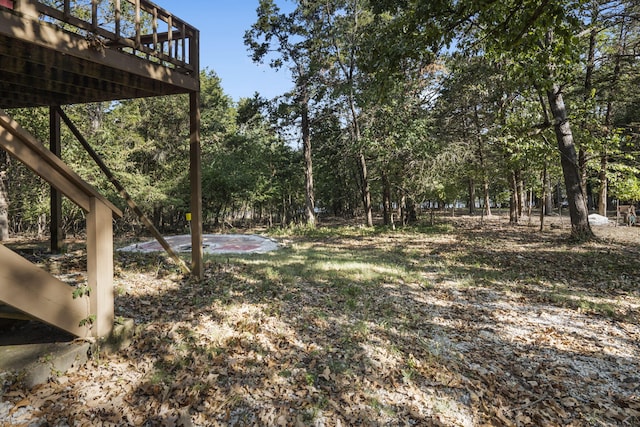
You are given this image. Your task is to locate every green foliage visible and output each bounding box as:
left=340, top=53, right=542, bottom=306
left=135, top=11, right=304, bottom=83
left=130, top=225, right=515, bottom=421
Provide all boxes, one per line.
left=609, top=164, right=640, bottom=202
left=78, top=314, right=96, bottom=328
left=72, top=285, right=91, bottom=299
left=7, top=0, right=640, bottom=237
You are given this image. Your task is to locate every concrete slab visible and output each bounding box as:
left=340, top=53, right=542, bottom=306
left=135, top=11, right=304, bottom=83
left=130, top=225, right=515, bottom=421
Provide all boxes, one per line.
left=0, top=318, right=134, bottom=387
left=118, top=233, right=280, bottom=255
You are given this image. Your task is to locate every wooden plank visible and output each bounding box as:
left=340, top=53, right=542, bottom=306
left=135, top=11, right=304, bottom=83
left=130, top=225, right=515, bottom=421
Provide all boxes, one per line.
left=0, top=42, right=170, bottom=99
left=0, top=243, right=89, bottom=337
left=0, top=46, right=188, bottom=107
left=0, top=12, right=198, bottom=92
left=0, top=125, right=92, bottom=212
left=0, top=304, right=33, bottom=320
left=0, top=65, right=158, bottom=104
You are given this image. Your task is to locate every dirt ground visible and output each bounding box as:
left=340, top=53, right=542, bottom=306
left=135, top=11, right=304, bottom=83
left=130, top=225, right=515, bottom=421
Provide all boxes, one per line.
left=0, top=212, right=639, bottom=426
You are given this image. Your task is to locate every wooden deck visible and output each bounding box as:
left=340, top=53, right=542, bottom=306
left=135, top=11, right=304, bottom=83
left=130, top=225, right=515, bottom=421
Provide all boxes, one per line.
left=0, top=0, right=199, bottom=108
left=0, top=0, right=203, bottom=338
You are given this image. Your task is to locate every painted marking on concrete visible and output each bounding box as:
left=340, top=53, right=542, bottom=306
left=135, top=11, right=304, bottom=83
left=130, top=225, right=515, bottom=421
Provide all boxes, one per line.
left=118, top=234, right=280, bottom=255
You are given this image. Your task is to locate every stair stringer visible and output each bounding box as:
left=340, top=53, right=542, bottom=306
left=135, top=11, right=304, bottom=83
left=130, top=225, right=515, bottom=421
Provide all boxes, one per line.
left=0, top=243, right=90, bottom=337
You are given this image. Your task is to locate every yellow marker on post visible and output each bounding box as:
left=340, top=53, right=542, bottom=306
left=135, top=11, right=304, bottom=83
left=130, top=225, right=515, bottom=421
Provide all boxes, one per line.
left=186, top=212, right=192, bottom=236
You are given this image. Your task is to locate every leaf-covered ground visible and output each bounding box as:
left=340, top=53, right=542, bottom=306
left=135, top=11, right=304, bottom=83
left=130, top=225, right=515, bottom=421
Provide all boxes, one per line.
left=1, top=214, right=639, bottom=426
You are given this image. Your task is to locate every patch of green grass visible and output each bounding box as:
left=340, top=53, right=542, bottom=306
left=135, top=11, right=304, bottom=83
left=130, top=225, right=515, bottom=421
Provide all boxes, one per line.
left=150, top=365, right=173, bottom=385
left=368, top=397, right=397, bottom=417
left=350, top=320, right=370, bottom=339
left=401, top=368, right=415, bottom=384
left=302, top=394, right=329, bottom=423
left=344, top=298, right=357, bottom=311
left=304, top=372, right=316, bottom=386
left=278, top=369, right=292, bottom=378
left=341, top=284, right=362, bottom=298
left=546, top=292, right=619, bottom=318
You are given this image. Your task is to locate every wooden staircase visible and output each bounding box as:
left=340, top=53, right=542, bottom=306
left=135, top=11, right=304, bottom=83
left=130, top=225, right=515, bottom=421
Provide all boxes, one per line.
left=0, top=0, right=204, bottom=336
left=0, top=109, right=122, bottom=338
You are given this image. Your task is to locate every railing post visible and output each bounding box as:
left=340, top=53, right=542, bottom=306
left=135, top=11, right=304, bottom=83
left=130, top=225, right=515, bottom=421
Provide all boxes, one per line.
left=167, top=14, right=173, bottom=61
left=152, top=6, right=158, bottom=52
left=114, top=0, right=121, bottom=40
left=87, top=196, right=114, bottom=338
left=91, top=0, right=98, bottom=31
left=180, top=22, right=185, bottom=65
left=134, top=0, right=140, bottom=47
left=190, top=27, right=199, bottom=75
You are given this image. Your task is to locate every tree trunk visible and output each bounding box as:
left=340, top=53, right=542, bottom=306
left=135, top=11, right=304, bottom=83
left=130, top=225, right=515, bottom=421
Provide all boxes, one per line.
left=300, top=88, right=316, bottom=228
left=578, top=148, right=588, bottom=202
left=468, top=177, right=476, bottom=215
left=474, top=105, right=492, bottom=217
left=405, top=197, right=417, bottom=224
left=544, top=165, right=553, bottom=215
left=482, top=179, right=491, bottom=216
left=153, top=205, right=163, bottom=232
left=516, top=170, right=524, bottom=218
left=382, top=169, right=392, bottom=226
left=540, top=166, right=547, bottom=231
left=547, top=83, right=593, bottom=239
left=598, top=22, right=625, bottom=217
left=399, top=193, right=406, bottom=226
left=509, top=170, right=518, bottom=224
left=358, top=152, right=373, bottom=227
left=598, top=154, right=607, bottom=216
left=348, top=98, right=372, bottom=227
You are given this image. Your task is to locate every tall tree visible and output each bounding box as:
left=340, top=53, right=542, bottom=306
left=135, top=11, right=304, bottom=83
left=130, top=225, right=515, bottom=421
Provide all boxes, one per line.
left=245, top=0, right=319, bottom=227
left=316, top=0, right=376, bottom=226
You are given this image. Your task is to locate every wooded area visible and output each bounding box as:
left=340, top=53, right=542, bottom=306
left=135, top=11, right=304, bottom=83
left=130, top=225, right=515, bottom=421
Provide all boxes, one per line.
left=2, top=1, right=640, bottom=425
left=2, top=0, right=640, bottom=239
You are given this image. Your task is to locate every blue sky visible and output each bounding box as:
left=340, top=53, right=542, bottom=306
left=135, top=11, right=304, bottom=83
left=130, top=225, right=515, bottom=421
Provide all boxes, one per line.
left=153, top=1, right=295, bottom=102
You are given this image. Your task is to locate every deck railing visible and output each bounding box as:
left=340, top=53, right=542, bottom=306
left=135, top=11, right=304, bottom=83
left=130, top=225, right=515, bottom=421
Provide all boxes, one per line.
left=3, top=0, right=199, bottom=74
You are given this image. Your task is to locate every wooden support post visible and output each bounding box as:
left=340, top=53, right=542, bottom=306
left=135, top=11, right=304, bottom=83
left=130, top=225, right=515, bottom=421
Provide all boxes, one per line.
left=50, top=106, right=63, bottom=252
left=87, top=196, right=114, bottom=338
left=190, top=91, right=203, bottom=279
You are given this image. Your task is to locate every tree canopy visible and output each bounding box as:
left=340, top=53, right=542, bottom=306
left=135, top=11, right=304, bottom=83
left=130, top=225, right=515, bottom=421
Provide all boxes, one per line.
left=3, top=0, right=640, bottom=240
